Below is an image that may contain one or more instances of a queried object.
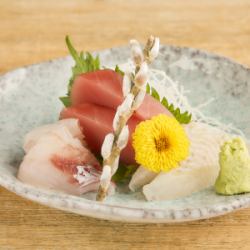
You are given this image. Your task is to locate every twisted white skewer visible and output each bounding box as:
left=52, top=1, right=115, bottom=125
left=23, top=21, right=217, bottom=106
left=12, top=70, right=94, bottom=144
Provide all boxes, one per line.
left=96, top=36, right=160, bottom=201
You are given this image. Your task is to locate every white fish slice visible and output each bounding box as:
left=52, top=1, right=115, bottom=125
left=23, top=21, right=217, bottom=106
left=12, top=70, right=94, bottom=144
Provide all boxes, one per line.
left=23, top=118, right=84, bottom=153
left=129, top=166, right=157, bottom=192
left=143, top=164, right=218, bottom=201
left=18, top=119, right=103, bottom=196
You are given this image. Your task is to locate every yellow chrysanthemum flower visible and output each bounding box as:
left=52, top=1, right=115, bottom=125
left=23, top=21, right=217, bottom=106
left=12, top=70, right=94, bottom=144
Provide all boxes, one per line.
left=132, top=114, right=190, bottom=173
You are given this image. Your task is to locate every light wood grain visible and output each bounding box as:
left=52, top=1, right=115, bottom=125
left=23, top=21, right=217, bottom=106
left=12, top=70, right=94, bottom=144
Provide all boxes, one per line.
left=0, top=0, right=250, bottom=249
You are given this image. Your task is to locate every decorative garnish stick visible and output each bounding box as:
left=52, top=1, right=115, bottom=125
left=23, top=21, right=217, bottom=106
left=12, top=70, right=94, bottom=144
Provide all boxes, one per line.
left=96, top=36, right=160, bottom=201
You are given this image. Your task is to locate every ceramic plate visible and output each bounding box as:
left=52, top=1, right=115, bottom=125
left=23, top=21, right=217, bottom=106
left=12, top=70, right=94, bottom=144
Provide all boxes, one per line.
left=0, top=45, right=250, bottom=223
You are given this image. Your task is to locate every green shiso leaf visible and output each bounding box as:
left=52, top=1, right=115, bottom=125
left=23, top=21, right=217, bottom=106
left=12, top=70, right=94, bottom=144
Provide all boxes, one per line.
left=147, top=85, right=192, bottom=124
left=59, top=96, right=72, bottom=107
left=114, top=65, right=124, bottom=76
left=146, top=83, right=151, bottom=94
left=151, top=87, right=160, bottom=101
left=161, top=97, right=169, bottom=108
left=94, top=153, right=137, bottom=184
left=59, top=36, right=101, bottom=107
left=112, top=164, right=137, bottom=184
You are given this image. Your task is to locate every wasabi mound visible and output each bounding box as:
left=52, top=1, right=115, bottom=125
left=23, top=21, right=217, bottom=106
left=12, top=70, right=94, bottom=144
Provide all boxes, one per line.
left=215, top=138, right=250, bottom=195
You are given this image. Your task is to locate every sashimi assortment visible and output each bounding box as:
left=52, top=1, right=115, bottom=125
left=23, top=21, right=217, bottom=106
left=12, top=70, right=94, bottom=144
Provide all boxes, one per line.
left=18, top=35, right=250, bottom=202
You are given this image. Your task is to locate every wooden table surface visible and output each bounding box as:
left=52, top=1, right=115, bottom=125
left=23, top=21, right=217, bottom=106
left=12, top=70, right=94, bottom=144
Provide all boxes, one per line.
left=1, top=0, right=250, bottom=249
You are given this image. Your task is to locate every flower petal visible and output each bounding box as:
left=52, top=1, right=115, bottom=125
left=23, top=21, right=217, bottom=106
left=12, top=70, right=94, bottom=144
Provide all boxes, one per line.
left=111, top=156, right=120, bottom=175
left=101, top=133, right=114, bottom=159
left=130, top=41, right=143, bottom=65
left=112, top=111, right=120, bottom=131
left=134, top=62, right=148, bottom=87
left=122, top=73, right=132, bottom=97
left=133, top=90, right=146, bottom=110
left=112, top=93, right=134, bottom=131
left=118, top=93, right=134, bottom=114
left=100, top=165, right=112, bottom=187
left=149, top=37, right=160, bottom=61
left=117, top=125, right=129, bottom=150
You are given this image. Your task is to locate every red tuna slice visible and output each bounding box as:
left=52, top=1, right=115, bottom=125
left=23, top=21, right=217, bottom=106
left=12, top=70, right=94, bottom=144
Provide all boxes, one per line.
left=70, top=69, right=171, bottom=120
left=71, top=69, right=123, bottom=109
left=60, top=103, right=141, bottom=165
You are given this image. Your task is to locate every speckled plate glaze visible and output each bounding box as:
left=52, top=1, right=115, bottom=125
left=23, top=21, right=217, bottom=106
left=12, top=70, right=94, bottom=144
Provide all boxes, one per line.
left=0, top=45, right=250, bottom=223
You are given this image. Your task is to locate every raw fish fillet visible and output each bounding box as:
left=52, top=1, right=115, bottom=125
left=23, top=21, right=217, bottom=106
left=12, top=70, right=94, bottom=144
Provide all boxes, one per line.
left=24, top=119, right=85, bottom=153
left=18, top=119, right=107, bottom=195
left=129, top=122, right=230, bottom=200
left=70, top=69, right=171, bottom=120
left=129, top=167, right=157, bottom=192
left=60, top=104, right=141, bottom=164
left=143, top=164, right=219, bottom=201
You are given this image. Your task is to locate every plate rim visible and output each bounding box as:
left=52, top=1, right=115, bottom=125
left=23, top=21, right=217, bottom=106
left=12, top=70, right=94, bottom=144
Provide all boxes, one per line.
left=1, top=172, right=250, bottom=223
left=0, top=44, right=249, bottom=79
